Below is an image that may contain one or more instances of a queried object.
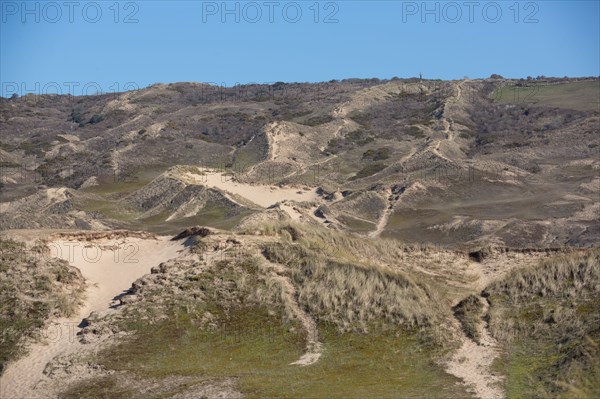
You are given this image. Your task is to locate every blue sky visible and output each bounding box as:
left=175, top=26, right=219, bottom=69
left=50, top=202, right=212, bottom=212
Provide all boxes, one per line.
left=1, top=1, right=599, bottom=95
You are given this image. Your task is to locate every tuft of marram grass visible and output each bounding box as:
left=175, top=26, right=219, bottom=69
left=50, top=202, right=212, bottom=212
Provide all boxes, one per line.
left=257, top=222, right=453, bottom=339
left=485, top=249, right=600, bottom=398
left=485, top=249, right=600, bottom=303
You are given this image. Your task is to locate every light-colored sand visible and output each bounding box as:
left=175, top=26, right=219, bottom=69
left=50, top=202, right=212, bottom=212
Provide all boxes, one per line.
left=369, top=188, right=393, bottom=238
left=262, top=260, right=323, bottom=366
left=443, top=251, right=554, bottom=399
left=184, top=169, right=318, bottom=208
left=265, top=122, right=282, bottom=161
left=0, top=236, right=184, bottom=399
left=278, top=203, right=303, bottom=221
left=446, top=297, right=504, bottom=399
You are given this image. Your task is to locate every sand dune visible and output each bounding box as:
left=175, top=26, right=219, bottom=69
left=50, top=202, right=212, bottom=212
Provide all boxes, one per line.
left=0, top=236, right=185, bottom=399
left=184, top=169, right=318, bottom=208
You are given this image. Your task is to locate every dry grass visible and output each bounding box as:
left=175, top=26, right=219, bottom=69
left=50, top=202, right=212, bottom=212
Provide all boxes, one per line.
left=485, top=249, right=600, bottom=398
left=452, top=295, right=484, bottom=343
left=254, top=222, right=458, bottom=340
left=0, top=239, right=86, bottom=374
left=485, top=249, right=599, bottom=305
left=61, top=223, right=474, bottom=399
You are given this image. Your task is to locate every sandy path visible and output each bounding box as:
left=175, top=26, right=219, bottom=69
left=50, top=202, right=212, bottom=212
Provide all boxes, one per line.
left=407, top=80, right=463, bottom=166
left=369, top=208, right=391, bottom=238
left=444, top=256, right=504, bottom=399
left=262, top=260, right=322, bottom=366
left=443, top=250, right=545, bottom=399
left=184, top=169, right=318, bottom=209
left=369, top=183, right=410, bottom=238
left=446, top=296, right=504, bottom=399
left=0, top=236, right=184, bottom=399
left=265, top=123, right=282, bottom=161
left=369, top=187, right=394, bottom=238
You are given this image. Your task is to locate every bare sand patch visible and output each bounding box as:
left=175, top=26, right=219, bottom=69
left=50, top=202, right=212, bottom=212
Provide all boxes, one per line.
left=184, top=168, right=318, bottom=208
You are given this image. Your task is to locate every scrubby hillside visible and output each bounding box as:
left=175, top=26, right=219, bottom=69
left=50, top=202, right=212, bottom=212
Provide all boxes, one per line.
left=0, top=239, right=85, bottom=375
left=484, top=250, right=600, bottom=398
left=1, top=76, right=598, bottom=399
left=2, top=77, right=598, bottom=247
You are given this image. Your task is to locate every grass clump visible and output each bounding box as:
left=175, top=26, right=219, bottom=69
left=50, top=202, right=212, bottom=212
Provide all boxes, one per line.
left=259, top=224, right=449, bottom=338
left=349, top=162, right=388, bottom=180
left=300, top=114, right=334, bottom=126
left=59, top=376, right=135, bottom=399
left=362, top=147, right=392, bottom=161
left=452, top=295, right=484, bottom=343
left=0, top=239, right=85, bottom=375
left=485, top=249, right=600, bottom=398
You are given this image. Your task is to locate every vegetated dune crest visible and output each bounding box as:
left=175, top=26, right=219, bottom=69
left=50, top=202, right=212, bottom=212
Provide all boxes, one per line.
left=0, top=232, right=186, bottom=399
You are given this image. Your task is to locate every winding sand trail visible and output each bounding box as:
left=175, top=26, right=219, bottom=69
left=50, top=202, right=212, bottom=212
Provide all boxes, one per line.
left=0, top=236, right=184, bottom=399
left=369, top=187, right=394, bottom=238
left=446, top=296, right=504, bottom=399
left=445, top=257, right=510, bottom=399
left=263, top=260, right=323, bottom=366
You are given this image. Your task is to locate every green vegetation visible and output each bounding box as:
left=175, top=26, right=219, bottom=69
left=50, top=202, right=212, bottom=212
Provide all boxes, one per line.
left=60, top=377, right=135, bottom=399
left=337, top=214, right=377, bottom=233
left=82, top=317, right=472, bottom=399
left=362, top=147, right=392, bottom=161
left=61, top=229, right=472, bottom=398
left=232, top=134, right=269, bottom=168
left=16, top=139, right=51, bottom=157
left=348, top=111, right=371, bottom=126
left=281, top=109, right=312, bottom=121
left=88, top=114, right=105, bottom=124
left=175, top=202, right=253, bottom=230
left=82, top=167, right=163, bottom=195
left=492, top=81, right=600, bottom=111
left=404, top=125, right=426, bottom=138
left=326, top=130, right=375, bottom=155
left=80, top=198, right=140, bottom=221
left=452, top=295, right=484, bottom=343
left=0, top=239, right=85, bottom=375
left=69, top=109, right=85, bottom=125
left=350, top=162, right=388, bottom=180
left=486, top=250, right=600, bottom=398
left=347, top=130, right=375, bottom=146
left=475, top=135, right=496, bottom=146
left=300, top=114, right=334, bottom=126
left=136, top=205, right=255, bottom=235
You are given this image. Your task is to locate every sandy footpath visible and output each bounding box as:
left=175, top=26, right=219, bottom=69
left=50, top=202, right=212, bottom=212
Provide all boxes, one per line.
left=0, top=236, right=184, bottom=399
left=446, top=298, right=504, bottom=399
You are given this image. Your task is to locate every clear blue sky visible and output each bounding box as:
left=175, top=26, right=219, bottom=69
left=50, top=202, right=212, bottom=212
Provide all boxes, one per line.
left=1, top=0, right=599, bottom=95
